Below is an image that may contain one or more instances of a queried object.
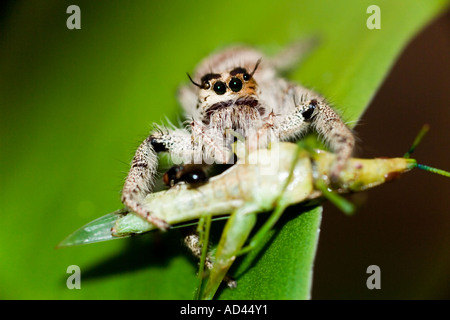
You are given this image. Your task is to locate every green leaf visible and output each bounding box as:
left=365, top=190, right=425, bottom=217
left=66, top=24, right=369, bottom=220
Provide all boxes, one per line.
left=0, top=0, right=447, bottom=299
left=219, top=206, right=322, bottom=299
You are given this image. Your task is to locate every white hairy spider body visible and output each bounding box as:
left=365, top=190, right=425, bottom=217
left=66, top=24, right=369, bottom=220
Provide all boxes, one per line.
left=121, top=43, right=355, bottom=230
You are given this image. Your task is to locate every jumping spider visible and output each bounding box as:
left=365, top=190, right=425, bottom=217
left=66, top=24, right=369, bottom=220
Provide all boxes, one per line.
left=121, top=43, right=355, bottom=230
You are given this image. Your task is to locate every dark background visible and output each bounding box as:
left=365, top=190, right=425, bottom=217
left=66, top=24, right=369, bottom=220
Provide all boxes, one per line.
left=314, top=11, right=450, bottom=299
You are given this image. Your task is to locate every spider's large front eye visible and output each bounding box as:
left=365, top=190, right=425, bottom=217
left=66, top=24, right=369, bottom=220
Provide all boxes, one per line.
left=229, top=78, right=242, bottom=92
left=213, top=81, right=227, bottom=95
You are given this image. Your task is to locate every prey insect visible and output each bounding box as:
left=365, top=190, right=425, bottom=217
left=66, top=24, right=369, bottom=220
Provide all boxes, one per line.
left=58, top=126, right=449, bottom=299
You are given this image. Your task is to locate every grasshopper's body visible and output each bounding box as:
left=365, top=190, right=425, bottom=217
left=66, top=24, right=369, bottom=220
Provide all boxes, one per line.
left=109, top=142, right=415, bottom=236
left=58, top=142, right=427, bottom=299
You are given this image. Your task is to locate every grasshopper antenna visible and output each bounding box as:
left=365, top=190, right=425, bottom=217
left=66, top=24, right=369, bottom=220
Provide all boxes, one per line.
left=404, top=124, right=450, bottom=178
left=416, top=164, right=450, bottom=178
left=404, top=124, right=430, bottom=158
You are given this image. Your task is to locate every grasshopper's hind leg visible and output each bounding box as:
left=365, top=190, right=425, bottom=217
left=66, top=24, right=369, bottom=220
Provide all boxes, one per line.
left=202, top=207, right=258, bottom=300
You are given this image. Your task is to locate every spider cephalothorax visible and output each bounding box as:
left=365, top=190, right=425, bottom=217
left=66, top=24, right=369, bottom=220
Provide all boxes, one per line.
left=187, top=61, right=265, bottom=136
left=121, top=44, right=355, bottom=230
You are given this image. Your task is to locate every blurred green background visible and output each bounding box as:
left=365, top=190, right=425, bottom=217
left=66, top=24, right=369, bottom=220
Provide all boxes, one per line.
left=0, top=0, right=448, bottom=299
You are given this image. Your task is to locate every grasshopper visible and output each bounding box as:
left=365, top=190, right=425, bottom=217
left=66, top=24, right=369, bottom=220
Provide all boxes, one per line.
left=58, top=126, right=449, bottom=299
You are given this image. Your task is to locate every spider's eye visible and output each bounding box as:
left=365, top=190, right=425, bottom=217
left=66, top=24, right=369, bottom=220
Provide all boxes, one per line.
left=243, top=73, right=251, bottom=81
left=228, top=78, right=243, bottom=92
left=213, top=81, right=227, bottom=95
left=202, top=82, right=211, bottom=90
